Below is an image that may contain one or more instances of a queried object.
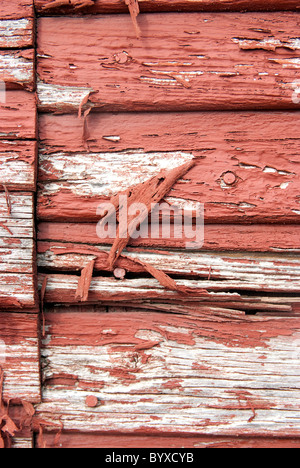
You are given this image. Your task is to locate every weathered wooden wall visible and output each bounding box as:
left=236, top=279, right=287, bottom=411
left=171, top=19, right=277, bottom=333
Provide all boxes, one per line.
left=0, top=0, right=38, bottom=449
left=0, top=0, right=299, bottom=449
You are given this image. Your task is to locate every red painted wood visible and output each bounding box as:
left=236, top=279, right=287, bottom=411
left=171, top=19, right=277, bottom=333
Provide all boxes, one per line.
left=40, top=432, right=300, bottom=449
left=37, top=223, right=300, bottom=253
left=37, top=14, right=300, bottom=112
left=0, top=140, right=37, bottom=191
left=35, top=0, right=300, bottom=15
left=0, top=49, right=35, bottom=91
left=0, top=91, right=37, bottom=140
left=0, top=313, right=41, bottom=402
left=37, top=110, right=300, bottom=223
left=0, top=0, right=33, bottom=20
left=34, top=307, right=300, bottom=437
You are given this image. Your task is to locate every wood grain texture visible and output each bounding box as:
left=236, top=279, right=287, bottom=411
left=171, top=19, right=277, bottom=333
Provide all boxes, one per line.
left=37, top=222, right=300, bottom=253
left=0, top=19, right=34, bottom=49
left=0, top=91, right=37, bottom=140
left=0, top=313, right=41, bottom=403
left=37, top=111, right=300, bottom=223
left=0, top=140, right=37, bottom=191
left=39, top=432, right=300, bottom=449
left=0, top=1, right=33, bottom=20
left=34, top=0, right=300, bottom=15
left=38, top=244, right=300, bottom=291
left=37, top=14, right=300, bottom=112
left=38, top=266, right=300, bottom=307
left=35, top=307, right=300, bottom=436
left=0, top=193, right=37, bottom=310
left=0, top=49, right=34, bottom=91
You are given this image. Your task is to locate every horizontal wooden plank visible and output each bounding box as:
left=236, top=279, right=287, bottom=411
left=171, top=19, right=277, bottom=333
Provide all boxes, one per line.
left=37, top=223, right=300, bottom=253
left=37, top=14, right=300, bottom=112
left=0, top=140, right=37, bottom=191
left=0, top=49, right=34, bottom=91
left=39, top=111, right=300, bottom=155
left=0, top=19, right=34, bottom=49
left=34, top=0, right=300, bottom=14
left=0, top=313, right=41, bottom=402
left=37, top=111, right=300, bottom=223
left=38, top=244, right=300, bottom=291
left=0, top=193, right=37, bottom=310
left=0, top=91, right=37, bottom=140
left=39, top=268, right=300, bottom=308
left=40, top=432, right=300, bottom=449
left=0, top=1, right=33, bottom=20
left=35, top=307, right=300, bottom=436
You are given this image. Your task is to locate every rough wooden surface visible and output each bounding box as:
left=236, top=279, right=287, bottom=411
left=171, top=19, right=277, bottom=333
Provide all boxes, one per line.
left=0, top=49, right=35, bottom=91
left=34, top=0, right=300, bottom=15
left=37, top=222, right=300, bottom=253
left=38, top=269, right=300, bottom=305
left=0, top=313, right=41, bottom=402
left=37, top=14, right=300, bottom=112
left=35, top=306, right=300, bottom=437
left=0, top=19, right=34, bottom=48
left=0, top=91, right=37, bottom=140
left=37, top=145, right=300, bottom=224
left=0, top=193, right=37, bottom=310
left=38, top=245, right=300, bottom=290
left=0, top=140, right=37, bottom=191
left=0, top=1, right=33, bottom=20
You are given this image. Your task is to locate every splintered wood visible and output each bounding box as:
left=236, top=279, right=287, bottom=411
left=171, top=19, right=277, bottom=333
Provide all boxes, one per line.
left=102, top=160, right=195, bottom=269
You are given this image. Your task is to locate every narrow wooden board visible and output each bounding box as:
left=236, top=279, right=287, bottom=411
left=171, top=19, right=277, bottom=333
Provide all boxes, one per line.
left=0, top=313, right=41, bottom=403
left=0, top=193, right=37, bottom=310
left=39, top=111, right=300, bottom=155
left=0, top=91, right=37, bottom=140
left=39, top=268, right=300, bottom=305
left=37, top=14, right=300, bottom=112
left=37, top=147, right=300, bottom=224
left=37, top=223, right=300, bottom=253
left=0, top=19, right=34, bottom=49
left=0, top=49, right=34, bottom=91
left=37, top=243, right=300, bottom=290
left=39, top=433, right=300, bottom=449
left=0, top=1, right=33, bottom=20
left=34, top=0, right=300, bottom=15
left=0, top=140, right=37, bottom=191
left=35, top=307, right=300, bottom=436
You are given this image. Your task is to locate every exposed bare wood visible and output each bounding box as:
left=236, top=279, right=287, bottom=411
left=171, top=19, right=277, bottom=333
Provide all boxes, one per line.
left=0, top=140, right=37, bottom=191
left=0, top=91, right=37, bottom=140
left=35, top=307, right=300, bottom=436
left=34, top=0, right=300, bottom=15
left=0, top=19, right=34, bottom=49
left=38, top=264, right=300, bottom=308
left=37, top=14, right=300, bottom=112
left=37, top=146, right=300, bottom=223
left=37, top=243, right=300, bottom=289
left=0, top=49, right=35, bottom=91
left=37, top=222, right=300, bottom=253
left=0, top=313, right=41, bottom=402
left=0, top=193, right=37, bottom=310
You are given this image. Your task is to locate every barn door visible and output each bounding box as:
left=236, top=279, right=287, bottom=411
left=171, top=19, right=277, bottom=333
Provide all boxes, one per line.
left=0, top=0, right=300, bottom=449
